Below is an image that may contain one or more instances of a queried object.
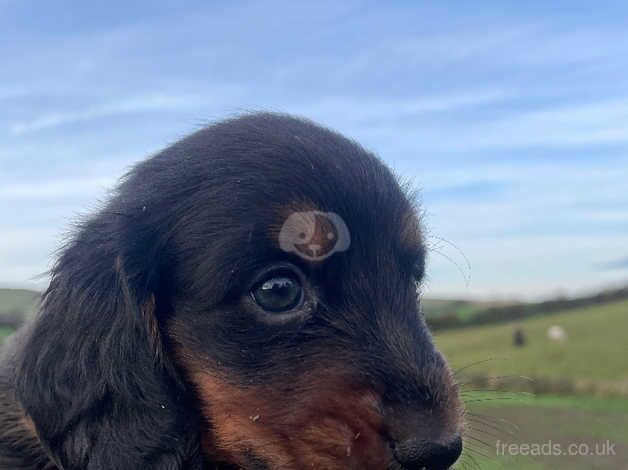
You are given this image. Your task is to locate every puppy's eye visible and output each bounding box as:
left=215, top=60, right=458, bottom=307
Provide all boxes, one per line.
left=251, top=274, right=303, bottom=312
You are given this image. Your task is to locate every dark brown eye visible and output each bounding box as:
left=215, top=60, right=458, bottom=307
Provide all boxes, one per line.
left=251, top=274, right=303, bottom=312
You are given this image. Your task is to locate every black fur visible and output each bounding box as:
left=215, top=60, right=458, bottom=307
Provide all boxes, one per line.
left=0, top=113, right=462, bottom=470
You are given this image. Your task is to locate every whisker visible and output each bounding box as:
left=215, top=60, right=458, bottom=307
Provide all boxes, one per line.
left=465, top=412, right=520, bottom=432
left=453, top=358, right=503, bottom=376
left=427, top=235, right=472, bottom=273
left=457, top=374, right=536, bottom=388
left=464, top=397, right=519, bottom=404
left=466, top=424, right=510, bottom=439
left=465, top=434, right=494, bottom=450
left=428, top=246, right=471, bottom=286
left=465, top=417, right=517, bottom=436
left=465, top=452, right=482, bottom=470
left=457, top=452, right=480, bottom=470
left=464, top=445, right=494, bottom=461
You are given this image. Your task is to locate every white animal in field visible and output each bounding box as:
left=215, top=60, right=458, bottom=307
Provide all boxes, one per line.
left=547, top=325, right=567, bottom=342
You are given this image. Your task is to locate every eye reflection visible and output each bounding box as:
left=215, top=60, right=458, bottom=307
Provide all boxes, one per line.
left=251, top=274, right=303, bottom=313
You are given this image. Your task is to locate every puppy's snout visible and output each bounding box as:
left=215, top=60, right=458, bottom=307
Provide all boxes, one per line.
left=392, top=435, right=463, bottom=470
left=382, top=376, right=463, bottom=469
left=384, top=405, right=463, bottom=469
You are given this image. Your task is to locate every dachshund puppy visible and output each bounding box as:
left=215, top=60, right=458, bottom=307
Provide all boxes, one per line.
left=0, top=113, right=463, bottom=469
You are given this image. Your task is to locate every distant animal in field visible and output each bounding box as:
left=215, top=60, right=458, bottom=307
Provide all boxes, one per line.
left=513, top=327, right=527, bottom=347
left=547, top=325, right=567, bottom=342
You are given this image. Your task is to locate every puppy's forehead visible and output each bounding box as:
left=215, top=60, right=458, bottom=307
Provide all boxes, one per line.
left=166, top=114, right=425, bottom=283
left=269, top=197, right=423, bottom=268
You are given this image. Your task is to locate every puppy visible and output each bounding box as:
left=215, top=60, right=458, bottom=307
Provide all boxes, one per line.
left=0, top=113, right=463, bottom=469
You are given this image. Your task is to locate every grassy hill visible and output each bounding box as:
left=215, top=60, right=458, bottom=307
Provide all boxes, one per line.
left=427, top=285, right=628, bottom=331
left=461, top=394, right=628, bottom=469
left=435, top=299, right=628, bottom=468
left=0, top=327, right=11, bottom=341
left=0, top=288, right=40, bottom=337
left=435, top=298, right=628, bottom=382
left=421, top=297, right=517, bottom=320
left=0, top=288, right=40, bottom=315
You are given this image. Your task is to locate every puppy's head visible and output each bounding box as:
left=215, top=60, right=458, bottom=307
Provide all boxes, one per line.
left=17, top=113, right=463, bottom=470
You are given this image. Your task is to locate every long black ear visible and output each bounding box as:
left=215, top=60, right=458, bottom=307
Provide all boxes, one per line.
left=15, top=210, right=202, bottom=470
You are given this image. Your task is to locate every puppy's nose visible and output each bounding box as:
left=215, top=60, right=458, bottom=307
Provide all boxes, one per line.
left=393, top=435, right=462, bottom=470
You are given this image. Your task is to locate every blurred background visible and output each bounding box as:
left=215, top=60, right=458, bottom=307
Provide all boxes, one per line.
left=1, top=2, right=627, bottom=468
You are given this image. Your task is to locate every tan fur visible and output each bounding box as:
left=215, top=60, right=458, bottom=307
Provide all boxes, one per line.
left=190, top=370, right=389, bottom=469
left=0, top=380, right=54, bottom=469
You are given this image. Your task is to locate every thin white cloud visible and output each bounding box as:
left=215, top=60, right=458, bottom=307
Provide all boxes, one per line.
left=474, top=99, right=628, bottom=148
left=580, top=209, right=628, bottom=224
left=355, top=97, right=628, bottom=151
left=392, top=25, right=536, bottom=64
left=295, top=89, right=512, bottom=124
left=414, top=159, right=628, bottom=206
left=9, top=93, right=206, bottom=135
left=331, top=23, right=627, bottom=85
left=0, top=177, right=115, bottom=199
left=407, top=25, right=626, bottom=66
left=0, top=227, right=60, bottom=286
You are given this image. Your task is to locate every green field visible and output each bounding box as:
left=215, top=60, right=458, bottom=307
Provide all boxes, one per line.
left=0, top=288, right=40, bottom=340
left=0, top=288, right=40, bottom=316
left=421, top=298, right=508, bottom=320
left=459, top=394, right=628, bottom=469
left=435, top=299, right=628, bottom=468
left=0, top=327, right=11, bottom=341
left=435, top=299, right=628, bottom=382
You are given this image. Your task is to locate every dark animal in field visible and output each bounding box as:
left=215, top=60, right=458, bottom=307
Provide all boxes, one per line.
left=0, top=113, right=463, bottom=469
left=513, top=327, right=527, bottom=347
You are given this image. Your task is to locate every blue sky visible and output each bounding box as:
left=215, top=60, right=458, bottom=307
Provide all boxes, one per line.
left=1, top=1, right=627, bottom=299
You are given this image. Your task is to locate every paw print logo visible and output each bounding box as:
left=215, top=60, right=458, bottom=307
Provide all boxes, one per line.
left=279, top=211, right=350, bottom=261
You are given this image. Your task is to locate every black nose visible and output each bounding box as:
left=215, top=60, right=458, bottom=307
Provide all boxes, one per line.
left=393, top=435, right=463, bottom=470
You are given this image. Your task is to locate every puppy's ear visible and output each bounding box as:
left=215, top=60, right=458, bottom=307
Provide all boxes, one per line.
left=15, top=213, right=202, bottom=470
